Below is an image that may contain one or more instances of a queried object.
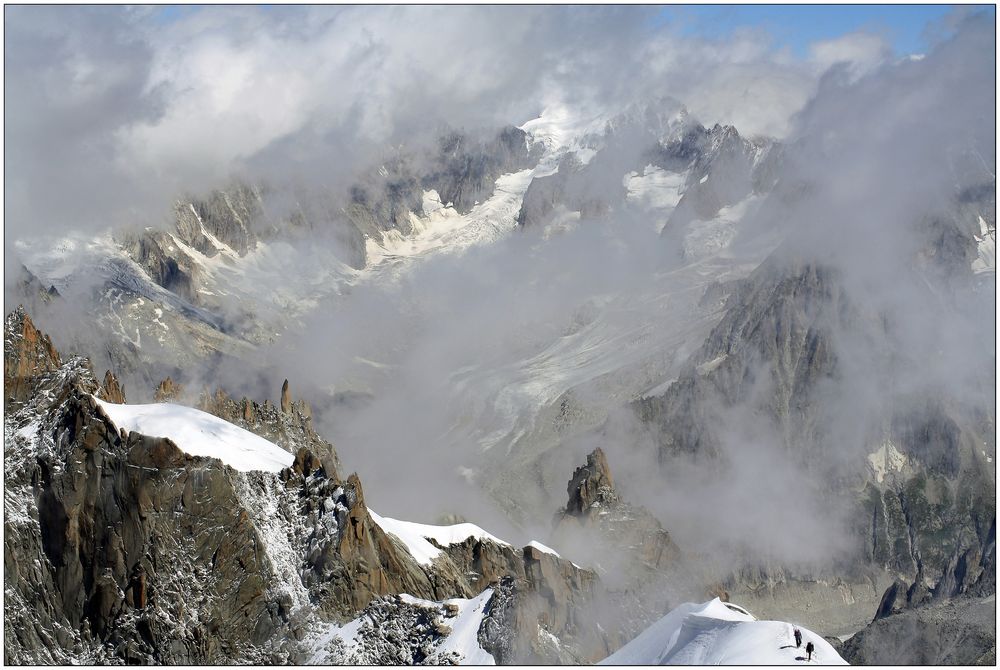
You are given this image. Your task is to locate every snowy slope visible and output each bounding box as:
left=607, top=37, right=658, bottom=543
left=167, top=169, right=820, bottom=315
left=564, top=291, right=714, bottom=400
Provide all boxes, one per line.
left=368, top=509, right=510, bottom=566
left=92, top=397, right=294, bottom=472
left=599, top=599, right=847, bottom=665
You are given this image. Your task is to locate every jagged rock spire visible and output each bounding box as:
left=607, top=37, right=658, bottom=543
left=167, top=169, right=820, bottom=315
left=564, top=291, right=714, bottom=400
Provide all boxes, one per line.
left=565, top=447, right=616, bottom=516
left=98, top=370, right=126, bottom=404
left=153, top=376, right=183, bottom=402
left=280, top=379, right=292, bottom=414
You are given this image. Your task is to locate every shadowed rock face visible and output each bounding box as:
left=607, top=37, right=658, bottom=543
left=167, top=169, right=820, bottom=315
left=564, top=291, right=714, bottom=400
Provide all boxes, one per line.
left=346, top=125, right=539, bottom=240
left=119, top=229, right=201, bottom=304
left=6, top=381, right=295, bottom=663
left=178, top=182, right=263, bottom=258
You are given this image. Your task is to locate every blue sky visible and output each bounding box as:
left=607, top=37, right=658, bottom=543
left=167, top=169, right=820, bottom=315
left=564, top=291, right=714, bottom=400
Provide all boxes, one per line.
left=657, top=5, right=989, bottom=57
left=151, top=5, right=992, bottom=60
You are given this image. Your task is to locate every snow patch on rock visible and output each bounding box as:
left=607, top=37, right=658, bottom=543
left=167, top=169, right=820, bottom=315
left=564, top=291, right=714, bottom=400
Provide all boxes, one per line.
left=367, top=510, right=510, bottom=567
left=92, top=397, right=295, bottom=473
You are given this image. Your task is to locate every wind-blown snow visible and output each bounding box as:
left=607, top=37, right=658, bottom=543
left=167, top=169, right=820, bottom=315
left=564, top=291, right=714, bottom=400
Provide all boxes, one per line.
left=599, top=598, right=847, bottom=665
left=367, top=509, right=510, bottom=566
left=92, top=397, right=294, bottom=472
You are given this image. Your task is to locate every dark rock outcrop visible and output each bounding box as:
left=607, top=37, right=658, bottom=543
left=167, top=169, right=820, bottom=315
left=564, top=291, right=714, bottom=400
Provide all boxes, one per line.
left=344, top=155, right=425, bottom=238
left=118, top=229, right=201, bottom=304
left=658, top=123, right=773, bottom=233
left=179, top=182, right=263, bottom=257
left=196, top=385, right=342, bottom=481
left=554, top=448, right=681, bottom=575
left=634, top=248, right=995, bottom=590
left=564, top=447, right=615, bottom=516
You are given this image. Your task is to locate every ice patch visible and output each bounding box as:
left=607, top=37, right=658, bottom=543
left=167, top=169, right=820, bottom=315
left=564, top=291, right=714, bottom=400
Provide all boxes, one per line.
left=682, top=195, right=759, bottom=260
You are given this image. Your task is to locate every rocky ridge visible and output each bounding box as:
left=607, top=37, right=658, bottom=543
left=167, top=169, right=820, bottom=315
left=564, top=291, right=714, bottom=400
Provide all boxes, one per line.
left=516, top=101, right=776, bottom=234
left=3, top=307, right=620, bottom=664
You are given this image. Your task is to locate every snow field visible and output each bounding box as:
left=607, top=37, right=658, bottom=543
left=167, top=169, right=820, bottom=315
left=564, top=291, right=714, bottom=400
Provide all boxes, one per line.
left=600, top=598, right=847, bottom=665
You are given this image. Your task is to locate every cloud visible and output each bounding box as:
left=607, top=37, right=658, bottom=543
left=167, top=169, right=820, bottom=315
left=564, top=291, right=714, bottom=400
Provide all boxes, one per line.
left=808, top=32, right=892, bottom=80
left=5, top=5, right=900, bottom=251
left=6, top=5, right=991, bottom=575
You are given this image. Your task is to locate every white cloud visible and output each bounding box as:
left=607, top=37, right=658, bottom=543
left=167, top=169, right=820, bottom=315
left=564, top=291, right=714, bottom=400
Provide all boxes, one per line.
left=809, top=32, right=892, bottom=80
left=3, top=6, right=965, bottom=242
